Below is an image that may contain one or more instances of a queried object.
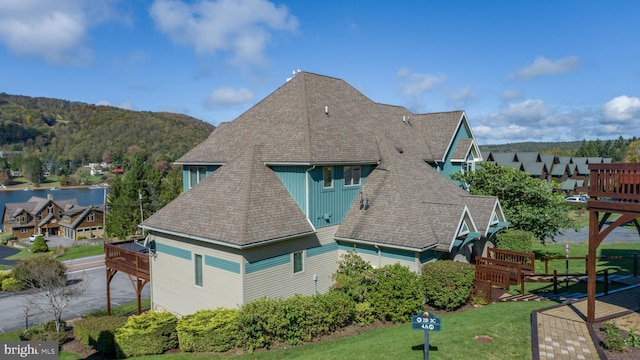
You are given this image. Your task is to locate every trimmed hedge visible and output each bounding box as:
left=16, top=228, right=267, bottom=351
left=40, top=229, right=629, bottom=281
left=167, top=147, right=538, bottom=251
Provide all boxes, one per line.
left=114, top=311, right=178, bottom=358
left=176, top=308, right=240, bottom=353
left=496, top=229, right=534, bottom=254
left=369, top=263, right=425, bottom=322
left=73, top=316, right=127, bottom=357
left=238, top=291, right=356, bottom=351
left=422, top=260, right=475, bottom=311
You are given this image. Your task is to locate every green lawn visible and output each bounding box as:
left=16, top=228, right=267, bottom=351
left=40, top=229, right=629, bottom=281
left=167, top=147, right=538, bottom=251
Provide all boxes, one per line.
left=6, top=244, right=104, bottom=261
left=130, top=301, right=551, bottom=360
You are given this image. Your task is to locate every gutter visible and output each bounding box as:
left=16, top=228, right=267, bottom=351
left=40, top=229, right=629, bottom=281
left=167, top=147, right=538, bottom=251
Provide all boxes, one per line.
left=333, top=236, right=439, bottom=253
left=140, top=224, right=316, bottom=250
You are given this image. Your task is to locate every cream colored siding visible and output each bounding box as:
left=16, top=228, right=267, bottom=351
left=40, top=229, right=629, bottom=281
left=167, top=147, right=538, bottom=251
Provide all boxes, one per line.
left=243, top=226, right=339, bottom=302
left=337, top=242, right=420, bottom=272
left=150, top=234, right=243, bottom=316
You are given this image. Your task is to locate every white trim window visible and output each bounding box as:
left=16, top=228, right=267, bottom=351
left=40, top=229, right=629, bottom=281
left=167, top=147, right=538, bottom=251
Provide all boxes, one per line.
left=189, top=166, right=207, bottom=188
left=323, top=167, right=333, bottom=189
left=293, top=251, right=304, bottom=274
left=194, top=254, right=203, bottom=287
left=344, top=166, right=361, bottom=186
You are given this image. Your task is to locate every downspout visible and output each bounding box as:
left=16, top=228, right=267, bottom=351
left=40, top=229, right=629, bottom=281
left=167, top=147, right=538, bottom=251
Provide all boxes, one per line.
left=305, top=165, right=316, bottom=221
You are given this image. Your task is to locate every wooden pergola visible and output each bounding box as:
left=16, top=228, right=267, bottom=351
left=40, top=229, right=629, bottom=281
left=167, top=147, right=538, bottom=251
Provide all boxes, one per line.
left=586, top=163, right=640, bottom=323
left=104, top=239, right=150, bottom=315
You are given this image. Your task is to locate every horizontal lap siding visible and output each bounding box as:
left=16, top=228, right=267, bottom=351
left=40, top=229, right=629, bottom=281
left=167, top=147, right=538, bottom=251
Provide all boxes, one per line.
left=337, top=241, right=420, bottom=272
left=151, top=235, right=243, bottom=316
left=243, top=226, right=340, bottom=302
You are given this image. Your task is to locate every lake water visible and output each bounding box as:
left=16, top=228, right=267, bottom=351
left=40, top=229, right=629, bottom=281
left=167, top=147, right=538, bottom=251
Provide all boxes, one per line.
left=0, top=187, right=108, bottom=217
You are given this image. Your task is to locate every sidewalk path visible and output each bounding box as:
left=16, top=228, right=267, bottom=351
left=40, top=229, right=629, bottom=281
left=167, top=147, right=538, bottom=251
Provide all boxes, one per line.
left=533, top=286, right=640, bottom=359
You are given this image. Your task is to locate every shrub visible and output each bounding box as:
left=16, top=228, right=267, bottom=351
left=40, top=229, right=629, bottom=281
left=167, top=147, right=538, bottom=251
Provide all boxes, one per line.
left=495, top=229, right=534, bottom=254
left=11, top=256, right=66, bottom=289
left=601, top=321, right=625, bottom=352
left=21, top=320, right=68, bottom=345
left=73, top=316, right=127, bottom=357
left=31, top=235, right=48, bottom=253
left=315, top=291, right=354, bottom=332
left=177, top=308, right=240, bottom=353
left=0, top=270, right=11, bottom=283
left=355, top=302, right=375, bottom=326
left=368, top=263, right=425, bottom=322
left=238, top=297, right=283, bottom=351
left=0, top=231, right=15, bottom=245
left=331, top=249, right=377, bottom=303
left=114, top=311, right=178, bottom=358
left=422, top=260, right=475, bottom=311
left=1, top=277, right=24, bottom=292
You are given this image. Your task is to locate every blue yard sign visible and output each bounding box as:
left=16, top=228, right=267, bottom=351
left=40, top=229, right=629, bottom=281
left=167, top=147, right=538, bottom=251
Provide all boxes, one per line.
left=412, top=310, right=441, bottom=360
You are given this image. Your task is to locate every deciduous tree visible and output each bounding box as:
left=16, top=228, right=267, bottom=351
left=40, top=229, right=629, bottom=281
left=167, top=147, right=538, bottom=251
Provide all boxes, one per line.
left=453, top=162, right=578, bottom=243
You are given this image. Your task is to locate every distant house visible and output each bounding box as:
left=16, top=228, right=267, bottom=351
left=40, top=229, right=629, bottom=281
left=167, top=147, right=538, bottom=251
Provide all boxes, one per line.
left=140, top=72, right=507, bottom=316
left=59, top=205, right=105, bottom=240
left=2, top=194, right=75, bottom=238
left=483, top=151, right=612, bottom=195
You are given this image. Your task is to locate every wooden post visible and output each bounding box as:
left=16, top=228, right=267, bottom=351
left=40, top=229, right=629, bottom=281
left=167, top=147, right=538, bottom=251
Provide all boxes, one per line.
left=587, top=210, right=599, bottom=323
left=553, top=270, right=558, bottom=294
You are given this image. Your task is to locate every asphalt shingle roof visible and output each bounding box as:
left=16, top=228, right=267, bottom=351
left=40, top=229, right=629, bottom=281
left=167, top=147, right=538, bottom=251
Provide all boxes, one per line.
left=143, top=145, right=314, bottom=247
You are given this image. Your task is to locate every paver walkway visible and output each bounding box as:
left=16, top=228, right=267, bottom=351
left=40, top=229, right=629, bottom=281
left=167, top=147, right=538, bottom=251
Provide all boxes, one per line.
left=532, top=286, right=640, bottom=359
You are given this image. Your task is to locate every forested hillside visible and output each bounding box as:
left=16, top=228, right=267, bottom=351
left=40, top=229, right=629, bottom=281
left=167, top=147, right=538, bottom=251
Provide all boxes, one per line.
left=0, top=93, right=215, bottom=166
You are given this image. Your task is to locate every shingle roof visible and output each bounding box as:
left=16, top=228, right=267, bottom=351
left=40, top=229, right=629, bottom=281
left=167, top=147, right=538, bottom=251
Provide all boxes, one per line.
left=551, top=163, right=570, bottom=177
left=143, top=145, right=315, bottom=247
left=335, top=136, right=497, bottom=251
left=176, top=72, right=468, bottom=165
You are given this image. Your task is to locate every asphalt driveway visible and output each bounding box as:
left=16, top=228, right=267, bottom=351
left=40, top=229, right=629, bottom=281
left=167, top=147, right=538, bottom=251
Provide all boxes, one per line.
left=0, top=245, right=19, bottom=266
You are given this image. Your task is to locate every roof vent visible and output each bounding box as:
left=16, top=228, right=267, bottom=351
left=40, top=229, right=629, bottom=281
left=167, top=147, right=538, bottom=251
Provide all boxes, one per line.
left=403, top=116, right=411, bottom=124
left=396, top=146, right=403, bottom=153
left=324, top=106, right=329, bottom=115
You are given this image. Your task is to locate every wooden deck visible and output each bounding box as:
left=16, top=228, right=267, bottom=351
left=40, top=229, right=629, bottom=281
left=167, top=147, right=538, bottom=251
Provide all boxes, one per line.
left=104, top=239, right=150, bottom=315
left=104, top=240, right=150, bottom=281
left=586, top=163, right=640, bottom=323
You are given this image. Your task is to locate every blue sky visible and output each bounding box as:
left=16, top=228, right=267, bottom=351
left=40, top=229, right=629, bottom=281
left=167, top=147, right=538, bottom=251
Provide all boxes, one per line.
left=1, top=0, right=639, bottom=145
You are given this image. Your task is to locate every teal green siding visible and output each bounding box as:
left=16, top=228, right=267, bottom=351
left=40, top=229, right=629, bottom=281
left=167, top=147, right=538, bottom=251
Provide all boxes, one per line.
left=245, top=253, right=290, bottom=274
left=308, top=165, right=373, bottom=228
left=381, top=248, right=415, bottom=262
left=419, top=250, right=441, bottom=264
left=307, top=242, right=339, bottom=257
left=271, top=166, right=307, bottom=213
left=205, top=255, right=241, bottom=274
left=337, top=241, right=377, bottom=256
left=441, top=118, right=473, bottom=179
left=156, top=242, right=191, bottom=260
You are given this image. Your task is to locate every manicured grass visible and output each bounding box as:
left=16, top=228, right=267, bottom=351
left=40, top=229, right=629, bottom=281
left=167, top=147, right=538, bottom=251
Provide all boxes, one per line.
left=533, top=242, right=639, bottom=275
left=6, top=244, right=104, bottom=261
left=55, top=244, right=104, bottom=261
left=132, top=301, right=552, bottom=360
left=85, top=298, right=150, bottom=318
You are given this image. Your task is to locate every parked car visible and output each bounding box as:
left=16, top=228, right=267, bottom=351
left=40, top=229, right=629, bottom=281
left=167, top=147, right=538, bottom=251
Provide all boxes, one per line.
left=29, top=234, right=44, bottom=242
left=565, top=195, right=587, bottom=203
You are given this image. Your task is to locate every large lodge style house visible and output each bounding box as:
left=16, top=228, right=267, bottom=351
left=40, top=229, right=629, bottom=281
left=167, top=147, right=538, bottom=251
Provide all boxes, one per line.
left=2, top=194, right=104, bottom=241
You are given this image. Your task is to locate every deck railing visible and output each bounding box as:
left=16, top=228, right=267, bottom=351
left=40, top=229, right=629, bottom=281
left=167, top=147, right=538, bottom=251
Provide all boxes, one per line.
left=104, top=240, right=150, bottom=280
left=589, top=163, right=640, bottom=202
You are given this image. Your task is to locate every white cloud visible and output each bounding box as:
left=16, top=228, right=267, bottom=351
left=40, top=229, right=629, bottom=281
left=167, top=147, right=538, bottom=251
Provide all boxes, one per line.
left=504, top=99, right=549, bottom=122
left=396, top=67, right=447, bottom=97
left=205, top=87, right=255, bottom=107
left=501, top=89, right=523, bottom=101
left=602, top=95, right=640, bottom=122
left=509, top=55, right=580, bottom=79
left=149, top=0, right=298, bottom=70
left=0, top=0, right=128, bottom=65
left=450, top=85, right=475, bottom=103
